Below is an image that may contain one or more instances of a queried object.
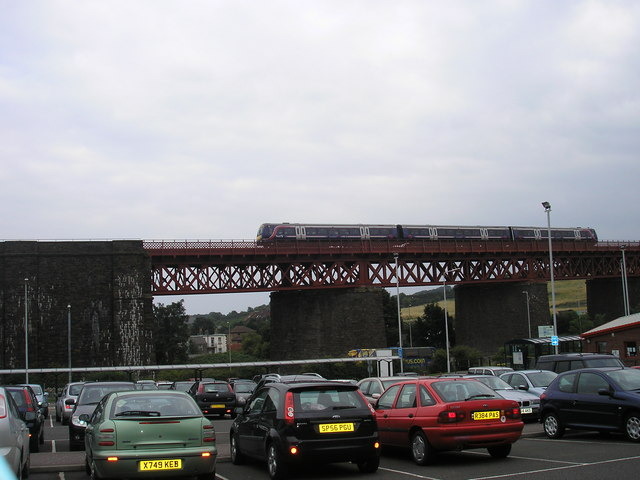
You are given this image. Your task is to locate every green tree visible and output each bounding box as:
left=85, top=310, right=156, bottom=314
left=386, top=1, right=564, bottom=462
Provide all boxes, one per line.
left=152, top=300, right=190, bottom=365
left=191, top=316, right=216, bottom=335
left=413, top=303, right=454, bottom=349
left=451, top=345, right=482, bottom=371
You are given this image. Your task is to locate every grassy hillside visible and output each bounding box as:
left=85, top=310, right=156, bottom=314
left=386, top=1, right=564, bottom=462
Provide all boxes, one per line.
left=401, top=280, right=587, bottom=319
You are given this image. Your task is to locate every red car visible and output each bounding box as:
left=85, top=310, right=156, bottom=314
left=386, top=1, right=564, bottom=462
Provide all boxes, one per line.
left=374, top=377, right=524, bottom=465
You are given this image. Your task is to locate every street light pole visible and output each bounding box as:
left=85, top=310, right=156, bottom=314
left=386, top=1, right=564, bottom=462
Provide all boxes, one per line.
left=443, top=267, right=461, bottom=373
left=67, top=304, right=72, bottom=384
left=394, top=253, right=403, bottom=373
left=621, top=246, right=630, bottom=317
left=522, top=291, right=532, bottom=338
left=227, top=322, right=232, bottom=373
left=24, top=278, right=29, bottom=384
left=542, top=202, right=559, bottom=354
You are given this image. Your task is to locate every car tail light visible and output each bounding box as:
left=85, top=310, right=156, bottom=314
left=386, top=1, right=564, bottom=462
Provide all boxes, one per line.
left=504, top=407, right=521, bottom=420
left=203, top=423, right=216, bottom=443
left=540, top=392, right=547, bottom=401
left=284, top=391, right=295, bottom=425
left=438, top=410, right=465, bottom=423
left=97, top=427, right=116, bottom=446
left=23, top=390, right=35, bottom=412
left=0, top=395, right=6, bottom=419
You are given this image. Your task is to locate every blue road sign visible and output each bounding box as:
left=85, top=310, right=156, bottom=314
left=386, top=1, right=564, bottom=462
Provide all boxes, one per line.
left=551, top=336, right=559, bottom=346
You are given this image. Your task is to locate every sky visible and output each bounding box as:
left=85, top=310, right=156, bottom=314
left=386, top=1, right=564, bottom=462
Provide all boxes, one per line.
left=2, top=1, right=639, bottom=314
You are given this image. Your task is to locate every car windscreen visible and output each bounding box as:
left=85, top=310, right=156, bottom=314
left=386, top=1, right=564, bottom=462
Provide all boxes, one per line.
left=234, top=383, right=255, bottom=394
left=78, top=384, right=135, bottom=405
left=473, top=376, right=514, bottom=390
left=528, top=371, right=557, bottom=387
left=606, top=369, right=640, bottom=391
left=69, top=384, right=84, bottom=396
left=295, top=387, right=367, bottom=412
left=432, top=380, right=499, bottom=402
left=110, top=393, right=201, bottom=418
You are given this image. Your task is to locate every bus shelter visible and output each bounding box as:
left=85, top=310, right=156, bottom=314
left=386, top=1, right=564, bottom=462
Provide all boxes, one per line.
left=504, top=335, right=582, bottom=369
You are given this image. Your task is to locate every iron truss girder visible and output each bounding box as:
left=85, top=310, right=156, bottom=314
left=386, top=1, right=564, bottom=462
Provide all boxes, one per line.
left=150, top=244, right=640, bottom=295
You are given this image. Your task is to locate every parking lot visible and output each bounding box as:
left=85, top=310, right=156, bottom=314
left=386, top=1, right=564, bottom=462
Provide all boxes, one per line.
left=26, top=413, right=640, bottom=480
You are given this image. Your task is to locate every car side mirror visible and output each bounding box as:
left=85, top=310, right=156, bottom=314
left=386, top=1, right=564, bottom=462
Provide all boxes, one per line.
left=517, top=385, right=529, bottom=391
left=372, top=393, right=381, bottom=399
left=598, top=388, right=613, bottom=396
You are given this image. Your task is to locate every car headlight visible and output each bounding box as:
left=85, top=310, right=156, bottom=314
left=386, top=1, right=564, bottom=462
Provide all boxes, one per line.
left=71, top=415, right=88, bottom=428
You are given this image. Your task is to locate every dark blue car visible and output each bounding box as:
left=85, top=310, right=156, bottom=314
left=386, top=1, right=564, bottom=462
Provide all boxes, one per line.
left=540, top=367, right=640, bottom=442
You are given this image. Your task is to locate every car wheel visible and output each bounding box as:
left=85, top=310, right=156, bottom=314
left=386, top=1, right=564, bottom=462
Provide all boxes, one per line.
left=624, top=413, right=640, bottom=442
left=356, top=454, right=379, bottom=473
left=487, top=444, right=512, bottom=458
left=266, top=442, right=288, bottom=480
left=410, top=430, right=435, bottom=466
left=20, top=452, right=30, bottom=479
left=230, top=434, right=245, bottom=465
left=30, top=436, right=39, bottom=453
left=543, top=412, right=565, bottom=439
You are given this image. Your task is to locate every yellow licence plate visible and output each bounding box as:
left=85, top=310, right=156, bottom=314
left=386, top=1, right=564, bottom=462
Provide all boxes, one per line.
left=139, top=459, right=182, bottom=471
left=472, top=410, right=500, bottom=420
left=319, top=422, right=355, bottom=433
left=210, top=404, right=225, bottom=408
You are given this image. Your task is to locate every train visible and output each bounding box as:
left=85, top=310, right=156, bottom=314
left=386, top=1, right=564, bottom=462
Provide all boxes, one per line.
left=256, top=223, right=598, bottom=243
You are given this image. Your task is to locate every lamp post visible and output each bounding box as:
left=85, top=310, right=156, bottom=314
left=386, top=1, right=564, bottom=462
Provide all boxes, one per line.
left=443, top=267, right=461, bottom=373
left=522, top=291, right=532, bottom=338
left=542, top=202, right=558, bottom=353
left=227, top=322, right=232, bottom=372
left=621, top=246, right=630, bottom=317
left=24, top=278, right=29, bottom=384
left=67, top=304, right=72, bottom=384
left=393, top=253, right=403, bottom=373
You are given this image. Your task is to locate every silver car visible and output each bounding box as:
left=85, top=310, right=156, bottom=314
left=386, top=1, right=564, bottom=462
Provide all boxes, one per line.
left=500, top=370, right=558, bottom=397
left=55, top=382, right=85, bottom=425
left=0, top=386, right=31, bottom=479
left=464, top=375, right=541, bottom=421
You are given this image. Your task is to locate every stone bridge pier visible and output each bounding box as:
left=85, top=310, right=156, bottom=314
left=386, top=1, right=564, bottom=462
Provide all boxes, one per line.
left=269, top=287, right=387, bottom=360
left=454, top=282, right=550, bottom=357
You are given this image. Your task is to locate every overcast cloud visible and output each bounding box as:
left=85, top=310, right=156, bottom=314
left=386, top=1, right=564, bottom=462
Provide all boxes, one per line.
left=2, top=1, right=639, bottom=314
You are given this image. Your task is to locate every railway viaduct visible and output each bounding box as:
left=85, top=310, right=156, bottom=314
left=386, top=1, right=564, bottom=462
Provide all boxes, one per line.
left=1, top=239, right=639, bottom=370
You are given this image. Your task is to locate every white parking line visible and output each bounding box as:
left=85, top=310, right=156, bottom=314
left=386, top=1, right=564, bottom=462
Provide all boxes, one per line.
left=57, top=473, right=65, bottom=480
left=466, top=454, right=640, bottom=480
left=378, top=467, right=443, bottom=479
left=51, top=439, right=57, bottom=453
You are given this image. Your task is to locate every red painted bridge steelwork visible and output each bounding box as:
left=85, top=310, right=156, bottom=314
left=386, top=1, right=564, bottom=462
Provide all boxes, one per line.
left=144, top=239, right=640, bottom=295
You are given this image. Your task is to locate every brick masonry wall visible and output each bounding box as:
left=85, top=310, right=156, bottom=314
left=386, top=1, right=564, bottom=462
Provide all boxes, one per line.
left=0, top=241, right=154, bottom=369
left=583, top=326, right=640, bottom=367
left=270, top=287, right=387, bottom=360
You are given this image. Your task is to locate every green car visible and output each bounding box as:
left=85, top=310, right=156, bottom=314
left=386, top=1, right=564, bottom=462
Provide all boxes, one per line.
left=83, top=390, right=217, bottom=479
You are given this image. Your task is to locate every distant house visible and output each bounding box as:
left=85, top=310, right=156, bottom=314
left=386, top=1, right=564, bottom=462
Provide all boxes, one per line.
left=581, top=313, right=640, bottom=367
left=229, top=325, right=256, bottom=352
left=189, top=334, right=229, bottom=355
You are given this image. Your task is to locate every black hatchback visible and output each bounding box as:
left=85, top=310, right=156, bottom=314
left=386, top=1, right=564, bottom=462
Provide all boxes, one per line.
left=229, top=380, right=380, bottom=479
left=540, top=367, right=640, bottom=441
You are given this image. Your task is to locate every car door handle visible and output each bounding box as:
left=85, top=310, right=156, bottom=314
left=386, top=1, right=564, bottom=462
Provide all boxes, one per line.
left=408, top=414, right=414, bottom=418
left=383, top=414, right=388, bottom=418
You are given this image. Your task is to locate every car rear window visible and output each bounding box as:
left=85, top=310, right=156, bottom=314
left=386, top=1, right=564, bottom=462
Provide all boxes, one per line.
left=78, top=384, right=135, bottom=405
left=432, top=380, right=499, bottom=402
left=8, top=390, right=27, bottom=408
left=294, top=388, right=366, bottom=412
left=29, top=385, right=43, bottom=395
left=202, top=383, right=231, bottom=393
left=111, top=394, right=201, bottom=418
